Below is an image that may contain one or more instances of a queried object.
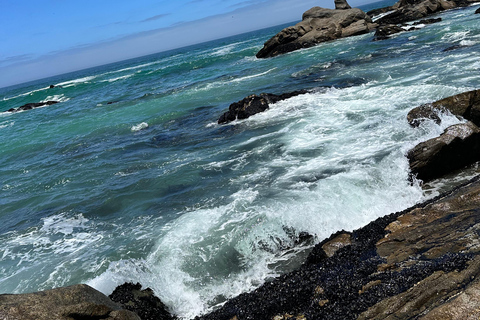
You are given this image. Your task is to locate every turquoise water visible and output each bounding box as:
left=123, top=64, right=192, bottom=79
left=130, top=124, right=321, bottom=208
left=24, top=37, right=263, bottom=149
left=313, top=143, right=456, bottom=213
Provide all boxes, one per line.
left=1, top=1, right=480, bottom=318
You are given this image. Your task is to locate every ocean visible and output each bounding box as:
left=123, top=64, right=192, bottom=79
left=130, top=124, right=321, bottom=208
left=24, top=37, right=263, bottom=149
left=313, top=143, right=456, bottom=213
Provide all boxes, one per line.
left=1, top=0, right=480, bottom=318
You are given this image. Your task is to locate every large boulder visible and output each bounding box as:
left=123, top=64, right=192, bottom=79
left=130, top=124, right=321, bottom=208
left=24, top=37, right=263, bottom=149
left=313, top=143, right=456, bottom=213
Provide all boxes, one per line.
left=0, top=284, right=140, bottom=320
left=407, top=89, right=480, bottom=127
left=256, top=6, right=377, bottom=58
left=407, top=121, right=480, bottom=182
left=218, top=90, right=307, bottom=124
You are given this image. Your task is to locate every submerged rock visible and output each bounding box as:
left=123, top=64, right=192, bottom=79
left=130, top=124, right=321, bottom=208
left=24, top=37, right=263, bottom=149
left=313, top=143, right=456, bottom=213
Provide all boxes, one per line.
left=256, top=2, right=377, bottom=58
left=7, top=100, right=59, bottom=113
left=0, top=284, right=140, bottom=320
left=217, top=90, right=308, bottom=124
left=407, top=121, right=480, bottom=182
left=407, top=89, right=480, bottom=127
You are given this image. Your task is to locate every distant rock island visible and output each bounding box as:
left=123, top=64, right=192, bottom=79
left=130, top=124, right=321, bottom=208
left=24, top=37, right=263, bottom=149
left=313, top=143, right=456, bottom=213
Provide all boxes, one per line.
left=256, top=0, right=480, bottom=58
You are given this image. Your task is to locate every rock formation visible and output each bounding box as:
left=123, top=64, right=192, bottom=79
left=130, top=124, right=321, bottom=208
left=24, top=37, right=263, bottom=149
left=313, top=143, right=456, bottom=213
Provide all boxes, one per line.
left=335, top=0, right=352, bottom=10
left=256, top=4, right=377, bottom=58
left=408, top=121, right=480, bottom=182
left=407, top=89, right=480, bottom=127
left=0, top=284, right=140, bottom=320
left=476, top=6, right=480, bottom=13
left=6, top=101, right=59, bottom=113
left=218, top=90, right=308, bottom=124
left=371, top=0, right=478, bottom=25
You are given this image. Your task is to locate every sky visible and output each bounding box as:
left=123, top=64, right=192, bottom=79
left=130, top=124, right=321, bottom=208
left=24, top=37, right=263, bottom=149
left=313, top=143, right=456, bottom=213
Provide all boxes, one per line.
left=0, top=0, right=380, bottom=88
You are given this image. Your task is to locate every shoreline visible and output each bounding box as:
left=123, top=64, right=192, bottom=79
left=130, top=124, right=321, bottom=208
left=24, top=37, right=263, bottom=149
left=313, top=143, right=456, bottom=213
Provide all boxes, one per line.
left=2, top=1, right=480, bottom=319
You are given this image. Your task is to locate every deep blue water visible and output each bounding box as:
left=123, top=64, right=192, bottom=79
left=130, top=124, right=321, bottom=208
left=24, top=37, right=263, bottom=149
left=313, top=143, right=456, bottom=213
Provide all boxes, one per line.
left=1, top=1, right=480, bottom=317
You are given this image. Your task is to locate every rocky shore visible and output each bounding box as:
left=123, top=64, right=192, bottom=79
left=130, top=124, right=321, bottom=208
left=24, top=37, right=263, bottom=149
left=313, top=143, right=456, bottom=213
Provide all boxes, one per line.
left=256, top=0, right=480, bottom=58
left=3, top=1, right=480, bottom=320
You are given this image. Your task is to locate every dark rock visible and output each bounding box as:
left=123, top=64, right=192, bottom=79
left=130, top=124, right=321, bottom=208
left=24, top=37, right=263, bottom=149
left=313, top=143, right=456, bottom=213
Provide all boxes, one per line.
left=7, top=100, right=59, bottom=113
left=476, top=7, right=480, bottom=13
left=412, top=17, right=442, bottom=24
left=407, top=89, right=480, bottom=127
left=335, top=0, right=352, bottom=10
left=373, top=24, right=405, bottom=40
left=0, top=284, right=140, bottom=320
left=407, top=121, right=480, bottom=182
left=109, top=283, right=176, bottom=320
left=443, top=44, right=469, bottom=51
left=256, top=4, right=377, bottom=58
left=49, top=84, right=55, bottom=89
left=375, top=0, right=456, bottom=25
left=197, top=175, right=480, bottom=320
left=217, top=90, right=308, bottom=124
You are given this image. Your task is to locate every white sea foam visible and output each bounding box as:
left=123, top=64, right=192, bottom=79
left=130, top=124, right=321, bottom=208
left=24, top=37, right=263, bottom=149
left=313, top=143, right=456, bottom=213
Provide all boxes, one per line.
left=2, top=86, right=50, bottom=101
left=56, top=76, right=97, bottom=88
left=131, top=122, right=149, bottom=132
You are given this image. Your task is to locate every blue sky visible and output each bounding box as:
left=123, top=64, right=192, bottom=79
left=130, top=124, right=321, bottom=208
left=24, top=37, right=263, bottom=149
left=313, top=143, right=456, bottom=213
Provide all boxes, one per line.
left=0, top=0, right=380, bottom=88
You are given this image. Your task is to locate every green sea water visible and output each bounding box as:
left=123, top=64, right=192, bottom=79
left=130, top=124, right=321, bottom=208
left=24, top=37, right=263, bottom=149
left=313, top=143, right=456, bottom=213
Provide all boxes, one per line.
left=1, top=1, right=480, bottom=317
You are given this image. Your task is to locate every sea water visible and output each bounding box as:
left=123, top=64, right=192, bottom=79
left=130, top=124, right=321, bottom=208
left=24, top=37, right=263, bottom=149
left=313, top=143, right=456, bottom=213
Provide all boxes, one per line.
left=1, top=1, right=480, bottom=318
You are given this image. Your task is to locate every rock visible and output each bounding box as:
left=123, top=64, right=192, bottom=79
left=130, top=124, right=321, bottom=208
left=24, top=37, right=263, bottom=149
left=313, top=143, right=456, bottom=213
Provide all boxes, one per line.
left=412, top=17, right=442, bottom=25
left=407, top=121, right=480, bottom=182
left=476, top=7, right=480, bottom=13
left=407, top=89, right=480, bottom=127
left=443, top=44, right=469, bottom=51
left=0, top=284, right=140, bottom=320
left=217, top=90, right=308, bottom=124
left=375, top=0, right=456, bottom=25
left=373, top=24, right=405, bottom=40
left=335, top=0, right=352, bottom=10
left=7, top=101, right=59, bottom=113
left=256, top=3, right=377, bottom=58
left=197, top=175, right=480, bottom=320
left=109, top=282, right=176, bottom=320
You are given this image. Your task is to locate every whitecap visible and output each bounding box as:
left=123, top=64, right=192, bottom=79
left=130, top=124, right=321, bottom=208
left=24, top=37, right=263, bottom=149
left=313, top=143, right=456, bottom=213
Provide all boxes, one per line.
left=131, top=122, right=149, bottom=132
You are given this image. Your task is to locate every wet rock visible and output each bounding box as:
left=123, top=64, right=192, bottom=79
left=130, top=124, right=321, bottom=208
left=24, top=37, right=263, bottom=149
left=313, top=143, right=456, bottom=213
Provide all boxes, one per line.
left=407, top=89, right=480, bottom=127
left=109, top=282, right=176, bottom=320
left=0, top=284, right=140, bottom=320
left=374, top=0, right=456, bottom=25
left=373, top=24, right=405, bottom=40
left=407, top=121, right=480, bottom=182
left=443, top=44, right=469, bottom=51
left=256, top=3, right=377, bottom=58
left=476, top=7, right=480, bottom=13
left=7, top=101, right=59, bottom=113
left=217, top=90, right=308, bottom=124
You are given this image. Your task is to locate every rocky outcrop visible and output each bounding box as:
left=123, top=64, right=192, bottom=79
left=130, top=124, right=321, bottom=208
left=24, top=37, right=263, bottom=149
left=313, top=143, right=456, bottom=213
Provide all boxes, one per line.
left=0, top=284, right=140, bottom=320
left=373, top=18, right=442, bottom=41
left=256, top=3, right=377, bottom=58
left=407, top=89, right=480, bottom=127
left=109, top=282, right=176, bottom=320
left=197, top=176, right=480, bottom=320
left=217, top=90, right=308, bottom=124
left=372, top=0, right=479, bottom=25
left=6, top=101, right=59, bottom=113
left=407, top=121, right=480, bottom=182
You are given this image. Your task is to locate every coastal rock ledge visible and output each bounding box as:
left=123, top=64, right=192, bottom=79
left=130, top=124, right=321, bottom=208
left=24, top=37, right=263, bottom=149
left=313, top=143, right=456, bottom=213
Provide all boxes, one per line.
left=256, top=0, right=376, bottom=58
